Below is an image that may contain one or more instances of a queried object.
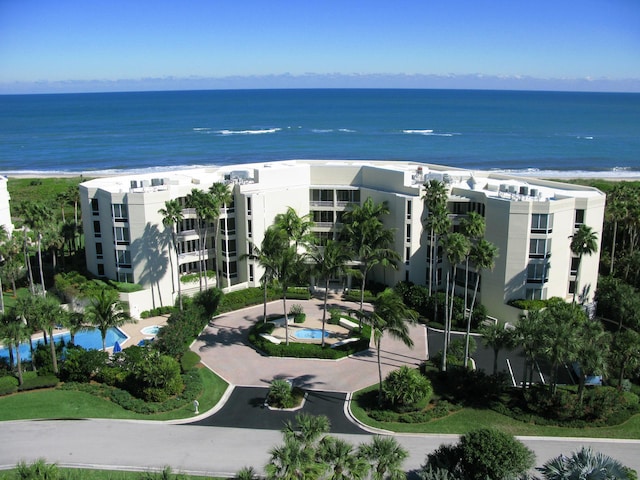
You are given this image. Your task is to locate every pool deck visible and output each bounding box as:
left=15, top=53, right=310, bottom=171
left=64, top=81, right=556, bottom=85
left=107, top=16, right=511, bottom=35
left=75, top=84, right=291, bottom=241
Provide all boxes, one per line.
left=118, top=315, right=169, bottom=349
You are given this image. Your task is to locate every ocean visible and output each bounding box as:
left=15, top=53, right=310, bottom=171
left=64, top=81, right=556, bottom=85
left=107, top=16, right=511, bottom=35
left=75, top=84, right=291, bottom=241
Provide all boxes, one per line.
left=0, top=89, right=639, bottom=178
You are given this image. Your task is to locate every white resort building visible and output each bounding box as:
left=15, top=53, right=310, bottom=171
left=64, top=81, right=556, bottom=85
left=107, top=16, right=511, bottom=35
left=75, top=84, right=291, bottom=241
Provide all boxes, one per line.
left=79, top=160, right=605, bottom=321
left=0, top=176, right=14, bottom=237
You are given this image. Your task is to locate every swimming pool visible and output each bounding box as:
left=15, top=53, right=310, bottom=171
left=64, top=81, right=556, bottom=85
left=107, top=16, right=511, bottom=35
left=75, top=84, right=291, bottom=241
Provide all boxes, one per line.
left=293, top=328, right=330, bottom=340
left=140, top=325, right=161, bottom=336
left=0, top=327, right=128, bottom=362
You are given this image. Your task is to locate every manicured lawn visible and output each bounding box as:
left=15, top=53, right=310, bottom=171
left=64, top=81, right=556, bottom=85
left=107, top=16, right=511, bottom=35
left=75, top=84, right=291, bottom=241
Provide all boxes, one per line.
left=350, top=384, right=640, bottom=439
left=0, top=467, right=224, bottom=479
left=0, top=367, right=228, bottom=422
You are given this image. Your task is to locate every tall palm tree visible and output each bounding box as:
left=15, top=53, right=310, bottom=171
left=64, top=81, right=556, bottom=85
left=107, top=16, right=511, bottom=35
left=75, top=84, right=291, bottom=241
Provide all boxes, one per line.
left=85, top=288, right=133, bottom=351
left=463, top=239, right=498, bottom=368
left=22, top=201, right=53, bottom=295
left=308, top=240, right=351, bottom=347
left=441, top=232, right=470, bottom=372
left=570, top=224, right=599, bottom=304
left=515, top=309, right=545, bottom=389
left=538, top=447, right=628, bottom=480
left=283, top=412, right=330, bottom=450
left=0, top=234, right=23, bottom=297
left=0, top=225, right=7, bottom=314
left=185, top=189, right=212, bottom=291
left=317, top=436, right=370, bottom=480
left=274, top=206, right=315, bottom=252
left=459, top=211, right=485, bottom=311
left=245, top=226, right=288, bottom=323
left=274, top=244, right=305, bottom=346
left=358, top=436, right=408, bottom=480
left=422, top=180, right=450, bottom=296
left=574, top=320, right=610, bottom=403
left=159, top=199, right=184, bottom=310
left=37, top=294, right=65, bottom=374
left=610, top=328, right=640, bottom=388
left=342, top=197, right=400, bottom=311
left=0, top=311, right=30, bottom=385
left=209, top=182, right=234, bottom=288
left=351, top=288, right=417, bottom=405
left=606, top=184, right=629, bottom=275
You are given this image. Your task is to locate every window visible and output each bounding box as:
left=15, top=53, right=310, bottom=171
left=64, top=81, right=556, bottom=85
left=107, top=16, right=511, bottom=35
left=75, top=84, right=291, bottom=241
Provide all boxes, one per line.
left=575, top=209, right=585, bottom=227
left=247, top=219, right=252, bottom=238
left=405, top=247, right=411, bottom=264
left=222, top=239, right=237, bottom=257
left=336, top=190, right=359, bottom=205
left=221, top=217, right=236, bottom=235
left=310, top=189, right=333, bottom=205
left=114, top=227, right=130, bottom=245
left=529, top=238, right=551, bottom=258
left=246, top=197, right=252, bottom=216
left=112, top=203, right=128, bottom=222
left=406, top=224, right=411, bottom=243
left=312, top=210, right=334, bottom=224
left=527, top=262, right=549, bottom=283
left=249, top=264, right=254, bottom=282
left=224, top=261, right=238, bottom=278
left=406, top=200, right=412, bottom=219
left=116, top=249, right=131, bottom=267
left=97, top=264, right=105, bottom=276
left=531, top=214, right=553, bottom=233
left=526, top=288, right=544, bottom=300
left=570, top=257, right=580, bottom=276
left=569, top=280, right=576, bottom=295
left=118, top=272, right=133, bottom=283
left=313, top=231, right=331, bottom=246
left=91, top=199, right=99, bottom=216
left=93, top=221, right=101, bottom=238
left=96, top=242, right=103, bottom=259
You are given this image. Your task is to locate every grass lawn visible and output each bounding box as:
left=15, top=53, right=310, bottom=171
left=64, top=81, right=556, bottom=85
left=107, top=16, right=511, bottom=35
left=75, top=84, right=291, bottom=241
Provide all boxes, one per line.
left=0, top=467, right=224, bottom=479
left=0, top=366, right=228, bottom=422
left=350, top=384, right=640, bottom=439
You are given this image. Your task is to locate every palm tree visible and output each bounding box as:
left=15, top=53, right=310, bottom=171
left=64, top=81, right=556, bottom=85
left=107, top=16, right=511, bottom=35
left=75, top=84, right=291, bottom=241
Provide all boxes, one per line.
left=0, top=234, right=23, bottom=297
left=85, top=288, right=133, bottom=351
left=514, top=309, right=545, bottom=389
left=209, top=182, right=234, bottom=288
left=606, top=184, right=629, bottom=275
left=317, top=436, right=370, bottom=480
left=274, top=206, right=315, bottom=252
left=0, top=225, right=7, bottom=314
left=422, top=180, right=450, bottom=296
left=479, top=321, right=514, bottom=375
left=459, top=212, right=485, bottom=311
left=32, top=294, right=66, bottom=374
left=266, top=436, right=325, bottom=480
left=358, top=436, right=408, bottom=480
left=351, top=288, right=417, bottom=405
left=342, top=197, right=400, bottom=311
left=538, top=447, right=628, bottom=480
left=159, top=199, right=185, bottom=310
left=0, top=311, right=30, bottom=385
left=574, top=320, right=610, bottom=403
left=246, top=226, right=288, bottom=323
left=463, top=239, right=498, bottom=368
left=610, top=328, right=640, bottom=388
left=441, top=232, right=470, bottom=372
left=570, top=224, right=599, bottom=304
left=283, top=412, right=330, bottom=450
left=308, top=240, right=351, bottom=347
left=22, top=201, right=53, bottom=295
left=274, top=244, right=305, bottom=345
left=185, top=189, right=213, bottom=291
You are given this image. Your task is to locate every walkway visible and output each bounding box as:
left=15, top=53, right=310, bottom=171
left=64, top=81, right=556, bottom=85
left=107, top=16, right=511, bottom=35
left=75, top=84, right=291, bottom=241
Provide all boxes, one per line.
left=191, top=297, right=428, bottom=393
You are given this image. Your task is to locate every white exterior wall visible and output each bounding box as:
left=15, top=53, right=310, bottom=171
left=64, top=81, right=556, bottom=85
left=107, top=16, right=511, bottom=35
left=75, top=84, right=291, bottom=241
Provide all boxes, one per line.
left=80, top=160, right=605, bottom=322
left=0, top=176, right=14, bottom=236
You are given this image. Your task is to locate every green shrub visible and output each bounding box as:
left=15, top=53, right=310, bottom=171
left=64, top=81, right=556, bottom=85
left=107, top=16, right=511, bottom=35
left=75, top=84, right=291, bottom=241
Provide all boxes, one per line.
left=268, top=379, right=295, bottom=408
left=60, top=347, right=109, bottom=383
left=193, top=287, right=223, bottom=317
left=382, top=366, right=433, bottom=410
left=216, top=287, right=279, bottom=313
left=343, top=289, right=376, bottom=303
left=289, top=303, right=306, bottom=323
left=285, top=287, right=311, bottom=300
left=18, top=374, right=58, bottom=392
left=0, top=375, right=18, bottom=396
left=109, top=280, right=144, bottom=293
left=508, top=298, right=548, bottom=311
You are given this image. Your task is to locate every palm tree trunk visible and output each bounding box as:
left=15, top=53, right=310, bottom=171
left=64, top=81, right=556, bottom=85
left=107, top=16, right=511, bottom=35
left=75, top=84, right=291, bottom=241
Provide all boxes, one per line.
left=283, top=294, right=289, bottom=346
left=0, top=276, right=4, bottom=314
left=442, top=270, right=450, bottom=372
left=377, top=337, right=383, bottom=407
left=428, top=229, right=435, bottom=295
left=24, top=234, right=35, bottom=295
left=321, top=278, right=329, bottom=348
left=572, top=254, right=582, bottom=304
left=263, top=281, right=268, bottom=324
left=174, top=240, right=183, bottom=311
left=15, top=346, right=23, bottom=386
left=48, top=327, right=58, bottom=374
left=464, top=275, right=480, bottom=368
left=37, top=235, right=46, bottom=295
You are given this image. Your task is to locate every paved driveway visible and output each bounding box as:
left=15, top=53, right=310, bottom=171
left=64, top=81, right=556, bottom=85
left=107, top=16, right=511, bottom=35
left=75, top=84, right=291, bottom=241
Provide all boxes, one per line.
left=191, top=298, right=428, bottom=393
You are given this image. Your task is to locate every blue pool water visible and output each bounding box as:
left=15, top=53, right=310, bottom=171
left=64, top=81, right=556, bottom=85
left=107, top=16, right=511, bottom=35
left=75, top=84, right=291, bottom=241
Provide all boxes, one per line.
left=0, top=328, right=128, bottom=362
left=140, top=325, right=160, bottom=336
left=294, top=329, right=330, bottom=340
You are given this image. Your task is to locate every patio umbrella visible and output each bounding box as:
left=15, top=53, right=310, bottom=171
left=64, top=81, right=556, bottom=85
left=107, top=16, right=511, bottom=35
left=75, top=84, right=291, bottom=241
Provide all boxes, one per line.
left=112, top=341, right=122, bottom=353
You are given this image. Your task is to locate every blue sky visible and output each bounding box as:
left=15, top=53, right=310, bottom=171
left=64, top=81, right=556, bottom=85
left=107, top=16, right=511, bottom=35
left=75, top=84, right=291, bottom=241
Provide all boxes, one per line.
left=1, top=0, right=639, bottom=93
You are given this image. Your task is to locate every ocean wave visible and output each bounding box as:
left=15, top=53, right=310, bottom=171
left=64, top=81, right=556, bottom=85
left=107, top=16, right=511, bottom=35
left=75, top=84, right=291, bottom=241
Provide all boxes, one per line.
left=216, top=128, right=281, bottom=135
left=338, top=128, right=356, bottom=133
left=311, top=129, right=333, bottom=133
left=402, top=129, right=459, bottom=137
left=490, top=168, right=640, bottom=179
left=192, top=127, right=211, bottom=131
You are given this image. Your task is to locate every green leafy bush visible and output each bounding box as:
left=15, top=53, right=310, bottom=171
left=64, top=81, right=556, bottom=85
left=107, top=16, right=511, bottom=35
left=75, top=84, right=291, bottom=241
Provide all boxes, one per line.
left=60, top=347, right=109, bottom=383
left=0, top=375, right=18, bottom=396
left=508, top=298, right=548, bottom=311
left=268, top=379, right=295, bottom=408
left=285, top=287, right=311, bottom=300
left=382, top=366, right=433, bottom=411
left=18, top=374, right=58, bottom=392
left=180, top=350, right=201, bottom=372
left=216, top=287, right=279, bottom=314
left=289, top=303, right=306, bottom=323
